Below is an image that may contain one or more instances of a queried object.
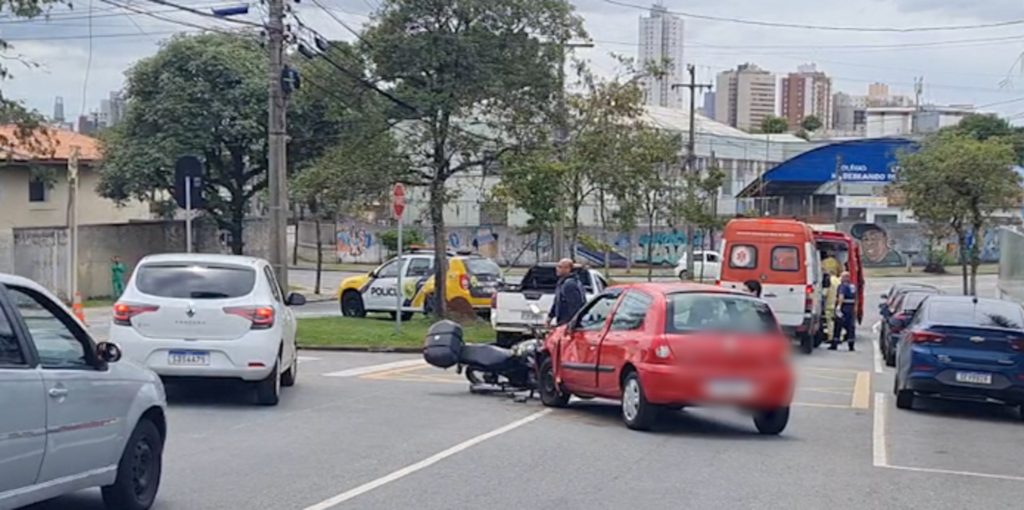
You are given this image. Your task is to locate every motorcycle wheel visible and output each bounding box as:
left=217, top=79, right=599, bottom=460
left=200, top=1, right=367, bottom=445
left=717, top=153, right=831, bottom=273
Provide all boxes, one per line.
left=466, top=368, right=500, bottom=386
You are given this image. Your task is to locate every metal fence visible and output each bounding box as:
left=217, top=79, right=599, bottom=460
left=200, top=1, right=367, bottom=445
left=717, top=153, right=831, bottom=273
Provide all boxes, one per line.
left=998, top=227, right=1024, bottom=304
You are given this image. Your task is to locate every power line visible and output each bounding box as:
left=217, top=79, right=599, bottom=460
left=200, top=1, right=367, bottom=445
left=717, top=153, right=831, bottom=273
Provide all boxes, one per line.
left=5, top=30, right=184, bottom=41
left=79, top=0, right=94, bottom=118
left=308, top=0, right=368, bottom=45
left=98, top=0, right=248, bottom=35
left=602, top=0, right=1024, bottom=32
left=595, top=33, right=1024, bottom=52
left=140, top=0, right=265, bottom=28
left=0, top=3, right=233, bottom=24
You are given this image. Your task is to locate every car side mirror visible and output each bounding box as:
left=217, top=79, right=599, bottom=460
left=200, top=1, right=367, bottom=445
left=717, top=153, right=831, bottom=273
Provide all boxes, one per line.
left=96, top=342, right=122, bottom=363
left=286, top=293, right=306, bottom=306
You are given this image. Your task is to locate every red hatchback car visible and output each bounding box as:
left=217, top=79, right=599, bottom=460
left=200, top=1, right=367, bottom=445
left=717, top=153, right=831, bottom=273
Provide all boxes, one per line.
left=538, top=283, right=795, bottom=434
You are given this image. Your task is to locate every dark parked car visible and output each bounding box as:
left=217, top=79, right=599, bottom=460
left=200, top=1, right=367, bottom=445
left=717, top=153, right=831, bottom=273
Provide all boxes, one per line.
left=894, top=296, right=1024, bottom=418
left=879, top=283, right=940, bottom=320
left=881, top=291, right=936, bottom=367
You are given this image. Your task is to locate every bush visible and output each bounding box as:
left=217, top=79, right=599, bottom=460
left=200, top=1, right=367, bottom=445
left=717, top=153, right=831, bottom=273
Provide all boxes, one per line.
left=380, top=228, right=425, bottom=253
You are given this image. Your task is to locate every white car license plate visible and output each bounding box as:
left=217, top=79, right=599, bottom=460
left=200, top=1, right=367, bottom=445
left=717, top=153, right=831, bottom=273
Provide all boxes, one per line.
left=169, top=350, right=210, bottom=366
left=706, top=379, right=754, bottom=398
left=955, top=371, right=992, bottom=385
left=521, top=311, right=539, bottom=320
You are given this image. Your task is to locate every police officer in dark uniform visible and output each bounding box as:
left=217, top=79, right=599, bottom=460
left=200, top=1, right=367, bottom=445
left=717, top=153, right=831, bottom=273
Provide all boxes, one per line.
left=830, top=271, right=857, bottom=351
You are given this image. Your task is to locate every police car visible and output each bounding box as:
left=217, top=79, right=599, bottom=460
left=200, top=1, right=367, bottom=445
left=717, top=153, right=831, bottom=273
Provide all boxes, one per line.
left=336, top=249, right=504, bottom=319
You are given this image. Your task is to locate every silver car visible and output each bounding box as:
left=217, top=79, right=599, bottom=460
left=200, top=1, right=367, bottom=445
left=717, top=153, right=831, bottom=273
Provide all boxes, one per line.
left=0, top=274, right=167, bottom=510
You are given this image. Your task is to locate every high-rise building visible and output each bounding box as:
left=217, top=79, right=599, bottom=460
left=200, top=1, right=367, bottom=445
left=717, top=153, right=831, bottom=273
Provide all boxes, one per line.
left=77, top=114, right=98, bottom=136
left=701, top=91, right=715, bottom=119
left=638, top=3, right=685, bottom=109
left=714, top=63, right=777, bottom=132
left=53, top=96, right=64, bottom=123
left=832, top=92, right=868, bottom=135
left=868, top=82, right=889, bottom=103
left=780, top=64, right=832, bottom=130
left=108, top=90, right=126, bottom=126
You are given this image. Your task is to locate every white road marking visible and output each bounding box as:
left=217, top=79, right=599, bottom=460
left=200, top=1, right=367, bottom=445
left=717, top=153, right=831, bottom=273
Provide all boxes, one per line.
left=322, top=359, right=425, bottom=378
left=303, top=409, right=552, bottom=510
left=883, top=463, right=1024, bottom=482
left=873, top=392, right=888, bottom=467
left=873, top=391, right=1024, bottom=482
left=872, top=328, right=884, bottom=374
left=297, top=356, right=321, bottom=363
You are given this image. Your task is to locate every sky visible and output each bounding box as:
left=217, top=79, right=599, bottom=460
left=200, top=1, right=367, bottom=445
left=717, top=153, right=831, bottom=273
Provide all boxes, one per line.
left=4, top=0, right=1024, bottom=124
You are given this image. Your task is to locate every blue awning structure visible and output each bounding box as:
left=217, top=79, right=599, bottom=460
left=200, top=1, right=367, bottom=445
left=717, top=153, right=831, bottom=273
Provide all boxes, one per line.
left=739, top=137, right=918, bottom=197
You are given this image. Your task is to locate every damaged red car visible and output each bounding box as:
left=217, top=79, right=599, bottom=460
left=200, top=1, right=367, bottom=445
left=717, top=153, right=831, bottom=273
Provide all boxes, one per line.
left=538, top=283, right=794, bottom=434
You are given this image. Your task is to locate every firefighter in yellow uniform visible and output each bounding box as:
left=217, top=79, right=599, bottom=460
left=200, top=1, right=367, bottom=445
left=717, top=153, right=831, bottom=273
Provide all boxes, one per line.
left=822, top=268, right=841, bottom=345
left=822, top=253, right=843, bottom=280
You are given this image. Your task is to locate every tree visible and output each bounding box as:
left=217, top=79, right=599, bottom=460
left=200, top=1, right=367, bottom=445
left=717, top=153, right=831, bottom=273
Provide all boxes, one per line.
left=800, top=115, right=822, bottom=132
left=610, top=127, right=682, bottom=281
left=1, top=1, right=64, bottom=153
left=362, top=0, right=584, bottom=317
left=98, top=33, right=268, bottom=254
left=760, top=115, right=789, bottom=134
left=673, top=164, right=726, bottom=282
left=291, top=125, right=407, bottom=294
left=896, top=131, right=1021, bottom=295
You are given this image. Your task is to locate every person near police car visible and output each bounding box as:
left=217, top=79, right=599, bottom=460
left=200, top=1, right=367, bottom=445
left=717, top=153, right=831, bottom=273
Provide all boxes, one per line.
left=830, top=271, right=857, bottom=351
left=549, top=258, right=586, bottom=327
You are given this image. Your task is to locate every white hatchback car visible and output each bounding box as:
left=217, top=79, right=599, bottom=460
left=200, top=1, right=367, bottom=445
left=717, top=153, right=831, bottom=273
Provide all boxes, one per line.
left=111, top=254, right=305, bottom=406
left=0, top=273, right=166, bottom=510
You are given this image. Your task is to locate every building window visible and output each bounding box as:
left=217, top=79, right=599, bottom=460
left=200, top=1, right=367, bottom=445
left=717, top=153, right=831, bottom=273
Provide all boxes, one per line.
left=29, top=177, right=48, bottom=203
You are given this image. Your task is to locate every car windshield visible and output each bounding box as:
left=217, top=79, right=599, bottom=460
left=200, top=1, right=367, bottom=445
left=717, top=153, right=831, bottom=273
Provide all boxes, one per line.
left=666, top=293, right=778, bottom=334
left=928, top=300, right=1024, bottom=330
left=135, top=264, right=256, bottom=299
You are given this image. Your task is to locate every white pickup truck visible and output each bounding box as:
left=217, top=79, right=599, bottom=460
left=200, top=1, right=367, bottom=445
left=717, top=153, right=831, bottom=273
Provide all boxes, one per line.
left=490, top=264, right=607, bottom=346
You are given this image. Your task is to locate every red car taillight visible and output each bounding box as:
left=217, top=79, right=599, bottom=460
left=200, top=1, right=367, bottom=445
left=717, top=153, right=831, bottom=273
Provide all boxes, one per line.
left=224, top=306, right=275, bottom=330
left=909, top=330, right=944, bottom=344
left=804, top=284, right=815, bottom=312
left=1010, top=338, right=1024, bottom=352
left=646, top=336, right=674, bottom=363
left=112, top=303, right=159, bottom=326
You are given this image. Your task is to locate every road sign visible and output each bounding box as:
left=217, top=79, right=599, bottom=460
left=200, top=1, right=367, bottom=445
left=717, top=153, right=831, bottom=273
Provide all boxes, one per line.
left=174, top=156, right=204, bottom=209
left=392, top=183, right=406, bottom=219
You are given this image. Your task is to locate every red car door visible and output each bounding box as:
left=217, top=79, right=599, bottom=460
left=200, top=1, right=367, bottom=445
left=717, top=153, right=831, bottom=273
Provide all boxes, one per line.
left=559, top=293, right=620, bottom=393
left=597, top=290, right=655, bottom=397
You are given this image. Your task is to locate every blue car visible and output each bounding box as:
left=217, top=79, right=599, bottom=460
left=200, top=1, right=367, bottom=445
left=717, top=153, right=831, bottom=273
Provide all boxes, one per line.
left=894, top=296, right=1024, bottom=417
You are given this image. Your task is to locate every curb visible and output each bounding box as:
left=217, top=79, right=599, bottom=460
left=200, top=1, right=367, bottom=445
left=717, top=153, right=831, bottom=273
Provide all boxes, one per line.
left=298, top=345, right=422, bottom=353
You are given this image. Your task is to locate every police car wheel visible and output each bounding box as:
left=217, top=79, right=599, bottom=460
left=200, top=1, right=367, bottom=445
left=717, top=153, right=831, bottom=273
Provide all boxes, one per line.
left=340, top=291, right=366, bottom=318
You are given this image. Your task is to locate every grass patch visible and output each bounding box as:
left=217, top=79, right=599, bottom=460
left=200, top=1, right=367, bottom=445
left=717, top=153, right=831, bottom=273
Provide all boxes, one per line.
left=84, top=297, right=115, bottom=308
left=297, top=315, right=495, bottom=349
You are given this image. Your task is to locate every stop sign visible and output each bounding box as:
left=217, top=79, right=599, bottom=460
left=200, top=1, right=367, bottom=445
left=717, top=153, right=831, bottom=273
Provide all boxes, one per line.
left=392, top=183, right=406, bottom=219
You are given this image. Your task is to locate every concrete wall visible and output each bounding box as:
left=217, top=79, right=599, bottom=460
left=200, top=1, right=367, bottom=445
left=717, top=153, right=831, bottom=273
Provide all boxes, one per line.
left=998, top=228, right=1024, bottom=303
left=0, top=163, right=151, bottom=229
left=10, top=218, right=269, bottom=300
left=0, top=228, right=14, bottom=273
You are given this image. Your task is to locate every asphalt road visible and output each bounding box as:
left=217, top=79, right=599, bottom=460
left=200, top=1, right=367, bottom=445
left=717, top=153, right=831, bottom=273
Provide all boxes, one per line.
left=37, top=273, right=1024, bottom=510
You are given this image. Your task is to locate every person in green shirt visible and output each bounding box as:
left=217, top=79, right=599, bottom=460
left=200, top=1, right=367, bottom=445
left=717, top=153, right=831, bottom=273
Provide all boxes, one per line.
left=111, top=256, right=127, bottom=298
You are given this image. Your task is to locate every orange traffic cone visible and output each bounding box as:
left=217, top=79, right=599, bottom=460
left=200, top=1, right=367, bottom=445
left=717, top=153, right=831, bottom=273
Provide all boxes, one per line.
left=72, top=292, right=86, bottom=323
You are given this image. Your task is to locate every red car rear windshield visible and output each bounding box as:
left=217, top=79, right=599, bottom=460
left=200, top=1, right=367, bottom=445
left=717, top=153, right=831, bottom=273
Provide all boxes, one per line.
left=665, top=293, right=778, bottom=334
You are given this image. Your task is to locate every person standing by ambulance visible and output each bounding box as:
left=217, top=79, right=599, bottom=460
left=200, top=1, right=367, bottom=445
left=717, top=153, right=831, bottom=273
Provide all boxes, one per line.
left=831, top=271, right=857, bottom=351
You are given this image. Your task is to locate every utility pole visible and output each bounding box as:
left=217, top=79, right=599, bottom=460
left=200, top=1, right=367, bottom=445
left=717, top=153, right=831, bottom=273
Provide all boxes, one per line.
left=833, top=154, right=844, bottom=226
left=67, top=146, right=80, bottom=302
left=552, top=41, right=594, bottom=262
left=672, top=64, right=711, bottom=280
left=267, top=0, right=289, bottom=290
left=912, top=76, right=924, bottom=134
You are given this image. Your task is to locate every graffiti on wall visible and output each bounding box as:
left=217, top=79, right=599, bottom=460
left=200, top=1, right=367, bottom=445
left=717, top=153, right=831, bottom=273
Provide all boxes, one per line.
left=336, top=226, right=375, bottom=262
left=849, top=222, right=1002, bottom=267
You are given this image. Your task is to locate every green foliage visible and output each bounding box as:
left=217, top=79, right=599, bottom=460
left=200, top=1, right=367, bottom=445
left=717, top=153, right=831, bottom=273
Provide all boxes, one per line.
left=0, top=0, right=59, bottom=142
left=379, top=228, right=425, bottom=253
left=800, top=115, right=822, bottom=132
left=759, top=115, right=789, bottom=134
left=97, top=33, right=268, bottom=254
left=361, top=0, right=584, bottom=316
left=896, top=131, right=1021, bottom=294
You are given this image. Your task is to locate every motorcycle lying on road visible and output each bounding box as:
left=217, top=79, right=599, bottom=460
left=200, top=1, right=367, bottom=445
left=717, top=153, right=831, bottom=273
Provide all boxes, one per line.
left=422, top=305, right=548, bottom=399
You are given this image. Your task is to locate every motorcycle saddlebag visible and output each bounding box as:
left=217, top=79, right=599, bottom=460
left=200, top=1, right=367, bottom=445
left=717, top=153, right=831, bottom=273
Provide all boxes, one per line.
left=423, top=320, right=464, bottom=368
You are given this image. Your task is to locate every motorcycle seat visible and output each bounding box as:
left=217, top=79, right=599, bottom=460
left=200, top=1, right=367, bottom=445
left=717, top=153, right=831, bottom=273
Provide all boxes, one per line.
left=460, top=344, right=514, bottom=367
